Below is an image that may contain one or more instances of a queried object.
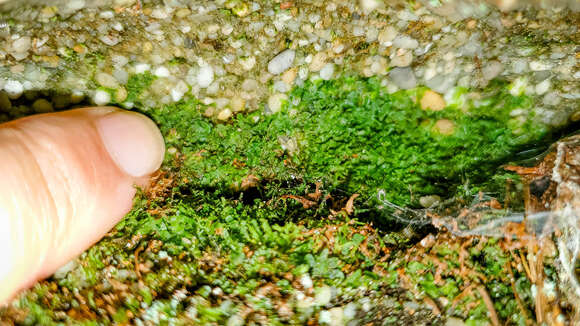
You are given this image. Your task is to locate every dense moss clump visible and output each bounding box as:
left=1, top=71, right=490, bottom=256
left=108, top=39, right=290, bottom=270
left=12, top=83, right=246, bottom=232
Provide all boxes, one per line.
left=152, top=76, right=546, bottom=208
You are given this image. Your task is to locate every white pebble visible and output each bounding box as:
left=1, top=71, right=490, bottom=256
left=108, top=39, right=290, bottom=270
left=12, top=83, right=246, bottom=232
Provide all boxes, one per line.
left=392, top=35, right=418, bottom=49
left=4, top=80, right=23, bottom=99
left=320, top=63, right=335, bottom=80
left=300, top=274, right=313, bottom=289
left=268, top=49, right=295, bottom=75
left=12, top=36, right=31, bottom=53
left=66, top=0, right=85, bottom=11
left=535, top=79, right=551, bottom=95
left=96, top=72, right=119, bottom=88
left=197, top=66, right=214, bottom=88
left=315, top=286, right=332, bottom=306
left=93, top=90, right=111, bottom=105
left=318, top=310, right=331, bottom=325
left=217, top=108, right=233, bottom=121
left=154, top=66, right=170, bottom=78
left=134, top=63, right=151, bottom=74
left=529, top=61, right=552, bottom=71
left=268, top=93, right=288, bottom=113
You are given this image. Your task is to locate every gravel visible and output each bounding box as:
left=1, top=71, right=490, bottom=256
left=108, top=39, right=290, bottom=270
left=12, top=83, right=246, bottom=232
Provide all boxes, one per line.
left=0, top=0, right=575, bottom=124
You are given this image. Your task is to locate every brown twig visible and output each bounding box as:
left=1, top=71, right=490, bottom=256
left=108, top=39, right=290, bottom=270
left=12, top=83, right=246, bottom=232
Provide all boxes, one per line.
left=477, top=286, right=500, bottom=326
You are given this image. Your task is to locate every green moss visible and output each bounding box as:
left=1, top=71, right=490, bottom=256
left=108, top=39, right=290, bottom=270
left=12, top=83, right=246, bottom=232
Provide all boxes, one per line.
left=151, top=76, right=547, bottom=211
left=126, top=72, right=156, bottom=105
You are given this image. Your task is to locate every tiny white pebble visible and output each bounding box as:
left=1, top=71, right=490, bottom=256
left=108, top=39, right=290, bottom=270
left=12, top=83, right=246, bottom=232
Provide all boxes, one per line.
left=197, top=66, right=214, bottom=88
left=93, top=90, right=111, bottom=106
left=154, top=66, right=170, bottom=78
left=134, top=63, right=151, bottom=74
left=4, top=80, right=23, bottom=99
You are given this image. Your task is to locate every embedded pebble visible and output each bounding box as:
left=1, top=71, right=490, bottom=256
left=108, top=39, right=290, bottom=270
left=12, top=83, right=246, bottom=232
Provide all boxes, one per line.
left=391, top=50, right=413, bottom=67
left=420, top=90, right=446, bottom=111
left=535, top=79, right=551, bottom=95
left=217, top=108, right=233, bottom=121
left=268, top=93, right=288, bottom=113
left=319, top=63, right=335, bottom=80
left=310, top=52, right=327, bottom=72
left=93, top=89, right=111, bottom=105
left=154, top=66, right=171, bottom=78
left=392, top=35, right=418, bottom=49
left=12, top=36, right=31, bottom=53
left=482, top=61, right=503, bottom=81
left=96, top=72, right=119, bottom=89
left=389, top=67, right=417, bottom=89
left=197, top=66, right=214, bottom=88
left=419, top=195, right=441, bottom=208
left=4, top=80, right=23, bottom=99
left=315, top=286, right=332, bottom=306
left=434, top=119, right=455, bottom=135
left=268, top=49, right=295, bottom=75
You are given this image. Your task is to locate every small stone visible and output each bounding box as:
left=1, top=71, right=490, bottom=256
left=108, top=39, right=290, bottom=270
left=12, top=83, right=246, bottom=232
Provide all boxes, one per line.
left=0, top=92, right=12, bottom=112
left=309, top=52, right=327, bottom=72
left=420, top=90, right=446, bottom=111
left=300, top=274, right=313, bottom=289
left=66, top=0, right=85, bottom=12
left=328, top=307, right=344, bottom=326
left=197, top=66, right=214, bottom=88
left=378, top=26, right=397, bottom=45
left=52, top=94, right=70, bottom=109
left=116, top=87, right=128, bottom=103
left=391, top=49, right=413, bottom=67
left=12, top=36, right=31, bottom=53
left=226, top=314, right=244, bottom=326
left=529, top=61, right=552, bottom=71
left=134, top=63, right=151, bottom=74
left=93, top=90, right=111, bottom=106
left=231, top=97, right=246, bottom=112
left=535, top=79, right=551, bottom=95
left=392, top=35, right=418, bottom=49
left=389, top=67, right=416, bottom=90
left=32, top=98, right=53, bottom=113
left=96, top=72, right=119, bottom=89
left=239, top=56, right=256, bottom=71
left=268, top=49, right=295, bottom=75
left=282, top=68, right=298, bottom=85
left=99, top=35, right=119, bottom=46
left=419, top=195, right=441, bottom=208
left=315, top=286, right=332, bottom=306
left=319, top=310, right=331, bottom=325
left=433, top=119, right=455, bottom=135
left=482, top=61, right=503, bottom=81
left=217, top=108, right=233, bottom=121
left=268, top=93, right=288, bottom=113
left=320, top=63, right=335, bottom=80
left=53, top=260, right=77, bottom=280
left=360, top=0, right=381, bottom=13
left=154, top=66, right=170, bottom=78
left=4, top=80, right=23, bottom=99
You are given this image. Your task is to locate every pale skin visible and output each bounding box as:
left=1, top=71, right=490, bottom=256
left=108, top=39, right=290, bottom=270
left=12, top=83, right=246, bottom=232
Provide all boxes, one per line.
left=0, top=107, right=165, bottom=304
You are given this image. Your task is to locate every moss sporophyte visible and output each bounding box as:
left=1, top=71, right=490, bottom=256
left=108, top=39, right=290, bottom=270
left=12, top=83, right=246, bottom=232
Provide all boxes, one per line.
left=4, top=76, right=568, bottom=325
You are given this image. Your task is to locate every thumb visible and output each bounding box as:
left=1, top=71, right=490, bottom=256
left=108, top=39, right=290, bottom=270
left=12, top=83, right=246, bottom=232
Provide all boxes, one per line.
left=0, top=107, right=165, bottom=304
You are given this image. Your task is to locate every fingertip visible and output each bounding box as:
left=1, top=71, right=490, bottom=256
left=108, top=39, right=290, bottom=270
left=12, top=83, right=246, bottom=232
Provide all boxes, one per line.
left=96, top=110, right=165, bottom=178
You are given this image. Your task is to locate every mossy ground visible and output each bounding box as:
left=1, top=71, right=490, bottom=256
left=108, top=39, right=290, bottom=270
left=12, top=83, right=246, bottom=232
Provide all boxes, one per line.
left=0, top=75, right=568, bottom=325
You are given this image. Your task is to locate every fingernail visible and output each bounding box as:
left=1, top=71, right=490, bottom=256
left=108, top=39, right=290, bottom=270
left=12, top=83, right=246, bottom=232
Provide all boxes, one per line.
left=96, top=110, right=165, bottom=177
